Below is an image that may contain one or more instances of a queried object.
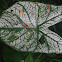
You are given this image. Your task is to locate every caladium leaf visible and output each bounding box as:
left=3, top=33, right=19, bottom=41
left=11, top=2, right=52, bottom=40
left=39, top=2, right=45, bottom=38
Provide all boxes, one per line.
left=0, top=1, right=62, bottom=53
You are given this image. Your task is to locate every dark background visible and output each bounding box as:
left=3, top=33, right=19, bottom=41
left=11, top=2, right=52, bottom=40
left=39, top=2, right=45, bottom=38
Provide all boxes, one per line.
left=0, top=0, right=62, bottom=62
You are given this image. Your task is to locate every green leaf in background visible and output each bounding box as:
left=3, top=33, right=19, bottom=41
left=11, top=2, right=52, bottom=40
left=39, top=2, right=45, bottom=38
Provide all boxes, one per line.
left=53, top=59, right=62, bottom=62
left=39, top=35, right=45, bottom=45
left=49, top=21, right=62, bottom=37
left=34, top=54, right=42, bottom=62
left=2, top=47, right=21, bottom=62
left=25, top=54, right=33, bottom=62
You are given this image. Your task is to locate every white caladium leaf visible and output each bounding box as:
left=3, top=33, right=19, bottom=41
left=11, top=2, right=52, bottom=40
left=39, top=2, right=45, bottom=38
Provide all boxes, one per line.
left=0, top=1, right=62, bottom=53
